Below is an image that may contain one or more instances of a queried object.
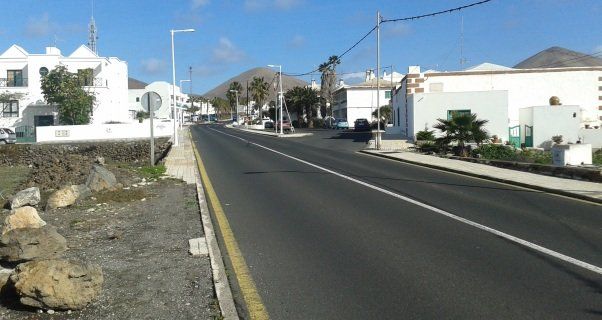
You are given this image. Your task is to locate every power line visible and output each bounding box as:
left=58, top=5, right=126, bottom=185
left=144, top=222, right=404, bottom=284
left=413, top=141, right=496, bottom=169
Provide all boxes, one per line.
left=381, top=0, right=492, bottom=23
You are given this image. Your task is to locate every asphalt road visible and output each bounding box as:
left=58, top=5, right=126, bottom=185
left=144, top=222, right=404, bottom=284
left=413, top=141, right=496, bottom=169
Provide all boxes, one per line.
left=190, top=124, right=602, bottom=320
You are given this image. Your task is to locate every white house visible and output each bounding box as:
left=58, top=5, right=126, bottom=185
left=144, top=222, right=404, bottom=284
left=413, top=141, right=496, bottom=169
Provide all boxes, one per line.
left=0, top=44, right=129, bottom=132
left=128, top=80, right=191, bottom=120
left=391, top=64, right=602, bottom=142
left=332, top=70, right=394, bottom=127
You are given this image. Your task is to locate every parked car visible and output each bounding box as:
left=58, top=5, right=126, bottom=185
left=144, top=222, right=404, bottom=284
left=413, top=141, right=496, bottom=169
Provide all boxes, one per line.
left=0, top=128, right=17, bottom=144
left=264, top=121, right=274, bottom=129
left=334, top=118, right=349, bottom=130
left=354, top=118, right=371, bottom=131
left=275, top=119, right=292, bottom=132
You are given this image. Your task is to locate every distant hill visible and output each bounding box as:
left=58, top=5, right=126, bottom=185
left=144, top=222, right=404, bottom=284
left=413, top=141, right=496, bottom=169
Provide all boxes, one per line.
left=514, top=46, right=602, bottom=69
left=128, top=77, right=148, bottom=89
left=202, top=67, right=308, bottom=101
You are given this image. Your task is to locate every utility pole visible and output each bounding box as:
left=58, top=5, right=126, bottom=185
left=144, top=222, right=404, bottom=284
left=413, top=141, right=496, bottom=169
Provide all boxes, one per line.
left=189, top=66, right=192, bottom=94
left=376, top=10, right=381, bottom=150
left=246, top=80, right=250, bottom=119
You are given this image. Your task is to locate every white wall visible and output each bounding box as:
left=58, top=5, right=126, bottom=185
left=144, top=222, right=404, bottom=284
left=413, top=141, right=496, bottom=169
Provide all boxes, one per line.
left=580, top=128, right=602, bottom=149
left=36, top=120, right=173, bottom=142
left=520, top=105, right=581, bottom=149
left=333, top=87, right=391, bottom=126
left=408, top=91, right=508, bottom=142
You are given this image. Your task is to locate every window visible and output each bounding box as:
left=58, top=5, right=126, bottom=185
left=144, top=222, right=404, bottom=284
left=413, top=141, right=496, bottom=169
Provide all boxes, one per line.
left=7, top=70, right=23, bottom=87
left=1, top=100, right=19, bottom=117
left=447, top=109, right=471, bottom=120
left=136, top=97, right=140, bottom=102
left=77, top=68, right=94, bottom=86
left=385, top=90, right=391, bottom=99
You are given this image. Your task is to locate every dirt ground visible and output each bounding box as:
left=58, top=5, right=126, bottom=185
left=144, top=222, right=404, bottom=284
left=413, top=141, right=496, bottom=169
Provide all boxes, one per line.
left=0, top=165, right=220, bottom=319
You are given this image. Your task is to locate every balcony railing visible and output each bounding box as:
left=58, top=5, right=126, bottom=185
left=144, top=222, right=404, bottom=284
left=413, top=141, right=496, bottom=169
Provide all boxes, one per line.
left=82, top=78, right=105, bottom=87
left=0, top=78, right=28, bottom=88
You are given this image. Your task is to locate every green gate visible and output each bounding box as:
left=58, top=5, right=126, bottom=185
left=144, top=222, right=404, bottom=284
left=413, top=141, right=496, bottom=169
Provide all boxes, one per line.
left=15, top=126, right=35, bottom=143
left=508, top=125, right=520, bottom=148
left=524, top=125, right=533, bottom=148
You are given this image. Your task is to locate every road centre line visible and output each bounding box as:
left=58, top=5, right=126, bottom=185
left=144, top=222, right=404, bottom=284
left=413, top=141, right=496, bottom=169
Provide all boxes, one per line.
left=209, top=126, right=602, bottom=276
left=192, top=135, right=270, bottom=320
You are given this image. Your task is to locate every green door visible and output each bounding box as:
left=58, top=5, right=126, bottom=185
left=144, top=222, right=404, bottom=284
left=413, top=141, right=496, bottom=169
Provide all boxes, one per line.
left=15, top=126, right=35, bottom=143
left=524, top=125, right=533, bottom=148
left=508, top=125, right=520, bottom=148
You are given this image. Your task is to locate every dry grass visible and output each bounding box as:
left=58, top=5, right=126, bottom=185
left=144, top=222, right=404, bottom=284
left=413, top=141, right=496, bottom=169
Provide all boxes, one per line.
left=0, top=166, right=31, bottom=207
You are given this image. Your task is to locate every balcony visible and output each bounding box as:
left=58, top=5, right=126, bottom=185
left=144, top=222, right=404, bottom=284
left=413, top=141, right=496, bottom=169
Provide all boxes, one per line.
left=0, top=78, right=28, bottom=88
left=82, top=78, right=105, bottom=87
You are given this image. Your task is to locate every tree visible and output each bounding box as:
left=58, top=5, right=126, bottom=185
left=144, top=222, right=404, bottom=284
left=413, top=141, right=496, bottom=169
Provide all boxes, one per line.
left=210, top=97, right=229, bottom=120
left=372, top=105, right=392, bottom=124
left=318, top=55, right=340, bottom=117
left=249, top=77, right=269, bottom=118
left=40, top=66, right=95, bottom=125
left=433, top=113, right=489, bottom=157
left=226, top=81, right=243, bottom=111
left=284, top=86, right=319, bottom=127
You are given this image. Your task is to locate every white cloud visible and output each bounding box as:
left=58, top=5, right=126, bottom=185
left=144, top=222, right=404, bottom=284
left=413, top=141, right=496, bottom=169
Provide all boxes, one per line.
left=385, top=23, right=411, bottom=37
left=245, top=0, right=301, bottom=11
left=212, top=37, right=245, bottom=63
left=594, top=45, right=602, bottom=53
left=24, top=13, right=55, bottom=38
left=340, top=72, right=365, bottom=83
left=274, top=0, right=301, bottom=10
left=191, top=0, right=209, bottom=9
left=140, top=58, right=167, bottom=75
left=288, top=35, right=305, bottom=48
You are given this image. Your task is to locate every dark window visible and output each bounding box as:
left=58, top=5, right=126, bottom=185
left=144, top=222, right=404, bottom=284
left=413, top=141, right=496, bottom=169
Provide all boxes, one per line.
left=1, top=100, right=19, bottom=117
left=7, top=70, right=23, bottom=87
left=385, top=90, right=391, bottom=99
left=447, top=109, right=471, bottom=120
left=77, top=68, right=94, bottom=86
left=136, top=97, right=140, bottom=102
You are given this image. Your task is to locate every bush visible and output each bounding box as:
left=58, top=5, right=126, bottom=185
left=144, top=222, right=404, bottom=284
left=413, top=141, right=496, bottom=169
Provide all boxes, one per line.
left=415, top=129, right=435, bottom=141
left=472, top=144, right=517, bottom=161
left=418, top=141, right=440, bottom=153
left=518, top=149, right=552, bottom=164
left=311, top=118, right=324, bottom=128
left=593, top=149, right=602, bottom=165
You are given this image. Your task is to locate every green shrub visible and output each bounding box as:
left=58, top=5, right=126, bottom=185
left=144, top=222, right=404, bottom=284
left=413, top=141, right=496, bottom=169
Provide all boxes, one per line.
left=137, top=165, right=166, bottom=180
left=592, top=149, right=602, bottom=165
left=518, top=149, right=552, bottom=164
left=418, top=141, right=440, bottom=153
left=311, top=118, right=324, bottom=128
left=415, top=129, right=435, bottom=141
left=472, top=144, right=517, bottom=160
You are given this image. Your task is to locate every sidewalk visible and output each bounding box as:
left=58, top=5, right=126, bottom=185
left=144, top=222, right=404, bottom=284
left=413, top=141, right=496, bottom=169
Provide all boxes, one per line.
left=164, top=127, right=196, bottom=184
left=361, top=149, right=602, bottom=203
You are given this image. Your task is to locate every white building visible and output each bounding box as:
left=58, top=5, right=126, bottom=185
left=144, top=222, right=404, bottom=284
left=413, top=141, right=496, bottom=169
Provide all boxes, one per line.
left=128, top=80, right=191, bottom=120
left=391, top=64, right=602, bottom=142
left=0, top=44, right=128, bottom=131
left=332, top=70, right=394, bottom=127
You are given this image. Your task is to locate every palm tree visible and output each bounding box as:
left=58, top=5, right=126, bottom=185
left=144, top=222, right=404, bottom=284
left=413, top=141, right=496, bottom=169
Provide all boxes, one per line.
left=433, top=113, right=489, bottom=156
left=249, top=77, right=269, bottom=118
left=285, top=86, right=319, bottom=127
left=319, top=55, right=340, bottom=117
left=226, top=81, right=243, bottom=111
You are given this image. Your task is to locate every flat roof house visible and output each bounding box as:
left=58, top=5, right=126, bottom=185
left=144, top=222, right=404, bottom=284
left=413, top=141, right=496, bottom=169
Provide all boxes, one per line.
left=0, top=44, right=128, bottom=132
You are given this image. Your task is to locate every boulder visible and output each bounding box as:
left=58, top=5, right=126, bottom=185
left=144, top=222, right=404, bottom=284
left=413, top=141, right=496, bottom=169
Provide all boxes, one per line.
left=85, top=165, right=117, bottom=192
left=0, top=267, right=12, bottom=290
left=0, top=226, right=67, bottom=263
left=46, top=186, right=78, bottom=210
left=2, top=206, right=46, bottom=235
left=73, top=184, right=92, bottom=201
left=9, top=187, right=40, bottom=209
left=10, top=259, right=103, bottom=310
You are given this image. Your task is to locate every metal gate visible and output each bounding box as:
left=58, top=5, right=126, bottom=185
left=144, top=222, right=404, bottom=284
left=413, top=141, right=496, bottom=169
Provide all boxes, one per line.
left=508, top=125, right=520, bottom=148
left=15, top=126, right=35, bottom=143
left=524, top=125, right=533, bottom=148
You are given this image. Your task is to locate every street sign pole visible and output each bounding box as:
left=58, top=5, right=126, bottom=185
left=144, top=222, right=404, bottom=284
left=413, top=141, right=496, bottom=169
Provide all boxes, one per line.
left=148, top=93, right=155, bottom=166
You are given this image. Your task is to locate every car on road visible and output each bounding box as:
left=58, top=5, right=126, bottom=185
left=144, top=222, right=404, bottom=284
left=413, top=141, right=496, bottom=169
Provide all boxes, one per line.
left=275, top=119, right=292, bottom=132
left=334, top=118, right=349, bottom=130
left=353, top=118, right=371, bottom=131
left=0, top=128, right=16, bottom=144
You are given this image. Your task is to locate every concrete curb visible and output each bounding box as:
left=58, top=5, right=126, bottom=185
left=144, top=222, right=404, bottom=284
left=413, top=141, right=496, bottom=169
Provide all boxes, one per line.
left=360, top=150, right=602, bottom=205
left=227, top=125, right=313, bottom=137
left=190, top=133, right=239, bottom=320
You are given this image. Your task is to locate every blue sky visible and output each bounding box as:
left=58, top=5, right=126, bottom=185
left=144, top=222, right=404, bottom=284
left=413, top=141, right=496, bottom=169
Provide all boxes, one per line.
left=1, top=0, right=601, bottom=94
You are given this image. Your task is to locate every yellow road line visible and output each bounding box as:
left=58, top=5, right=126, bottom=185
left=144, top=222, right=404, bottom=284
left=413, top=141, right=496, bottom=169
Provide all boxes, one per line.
left=191, top=139, right=270, bottom=320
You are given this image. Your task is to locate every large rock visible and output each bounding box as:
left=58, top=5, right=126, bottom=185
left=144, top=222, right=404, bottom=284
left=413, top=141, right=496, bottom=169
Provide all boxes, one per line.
left=86, top=165, right=117, bottom=192
left=0, top=226, right=67, bottom=263
left=2, top=206, right=46, bottom=235
left=10, top=259, right=103, bottom=310
left=0, top=267, right=12, bottom=291
left=46, top=186, right=79, bottom=210
left=9, top=187, right=40, bottom=209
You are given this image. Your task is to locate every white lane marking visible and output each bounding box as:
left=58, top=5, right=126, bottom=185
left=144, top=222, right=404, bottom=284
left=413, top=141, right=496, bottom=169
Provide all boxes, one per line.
left=208, top=126, right=602, bottom=276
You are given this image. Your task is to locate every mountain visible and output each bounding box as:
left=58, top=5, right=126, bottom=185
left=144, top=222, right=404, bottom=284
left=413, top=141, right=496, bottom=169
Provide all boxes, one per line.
left=514, top=46, right=602, bottom=69
left=202, top=67, right=308, bottom=101
left=128, top=77, right=148, bottom=89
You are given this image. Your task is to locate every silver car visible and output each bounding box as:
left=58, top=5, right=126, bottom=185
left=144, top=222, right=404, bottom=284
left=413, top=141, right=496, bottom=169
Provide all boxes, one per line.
left=0, top=128, right=17, bottom=144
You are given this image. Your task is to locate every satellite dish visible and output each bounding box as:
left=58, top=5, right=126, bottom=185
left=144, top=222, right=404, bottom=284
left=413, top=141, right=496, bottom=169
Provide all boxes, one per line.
left=141, top=91, right=162, bottom=112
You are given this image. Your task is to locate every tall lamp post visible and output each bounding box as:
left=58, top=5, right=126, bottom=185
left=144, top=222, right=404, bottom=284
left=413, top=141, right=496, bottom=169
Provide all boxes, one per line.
left=180, top=79, right=191, bottom=129
left=267, top=64, right=283, bottom=134
left=170, top=28, right=195, bottom=146
left=229, top=89, right=239, bottom=122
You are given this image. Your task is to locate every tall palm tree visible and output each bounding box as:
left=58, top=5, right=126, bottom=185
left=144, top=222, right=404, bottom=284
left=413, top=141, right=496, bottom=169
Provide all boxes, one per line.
left=249, top=77, right=269, bottom=118
left=226, top=81, right=243, bottom=111
left=319, top=55, right=340, bottom=117
left=433, top=113, right=489, bottom=156
left=285, top=86, right=319, bottom=127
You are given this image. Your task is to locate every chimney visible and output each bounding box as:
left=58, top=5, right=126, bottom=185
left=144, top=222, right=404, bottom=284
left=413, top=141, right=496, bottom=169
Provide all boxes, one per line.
left=338, top=79, right=345, bottom=87
left=45, top=47, right=61, bottom=55
left=365, top=69, right=375, bottom=82
left=383, top=70, right=388, bottom=79
left=311, top=79, right=317, bottom=89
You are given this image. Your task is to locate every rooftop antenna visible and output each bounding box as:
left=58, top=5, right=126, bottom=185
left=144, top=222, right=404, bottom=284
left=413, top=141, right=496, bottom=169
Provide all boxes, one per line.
left=88, top=0, right=98, bottom=54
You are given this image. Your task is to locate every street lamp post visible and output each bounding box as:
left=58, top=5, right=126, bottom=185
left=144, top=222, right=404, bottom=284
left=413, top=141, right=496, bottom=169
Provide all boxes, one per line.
left=229, top=89, right=239, bottom=123
left=268, top=64, right=283, bottom=134
left=170, top=28, right=195, bottom=146
left=180, top=79, right=191, bottom=129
